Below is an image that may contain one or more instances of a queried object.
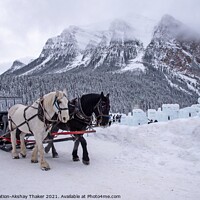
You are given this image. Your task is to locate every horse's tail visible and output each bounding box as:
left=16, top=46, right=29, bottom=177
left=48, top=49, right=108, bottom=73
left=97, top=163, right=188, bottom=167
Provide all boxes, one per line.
left=8, top=105, right=19, bottom=132
left=8, top=113, right=13, bottom=132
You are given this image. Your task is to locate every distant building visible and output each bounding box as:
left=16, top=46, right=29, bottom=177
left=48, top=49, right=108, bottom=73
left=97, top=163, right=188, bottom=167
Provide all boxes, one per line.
left=147, top=109, right=157, bottom=122
left=121, top=98, right=200, bottom=126
left=161, top=104, right=179, bottom=121
left=121, top=109, right=148, bottom=126
left=179, top=106, right=197, bottom=118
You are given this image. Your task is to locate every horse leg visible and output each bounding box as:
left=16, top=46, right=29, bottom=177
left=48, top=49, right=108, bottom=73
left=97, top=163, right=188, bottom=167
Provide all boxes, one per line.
left=51, top=143, right=59, bottom=158
left=33, top=133, right=50, bottom=170
left=79, top=136, right=90, bottom=165
left=44, top=133, right=59, bottom=158
left=44, top=142, right=58, bottom=158
left=31, top=145, right=38, bottom=163
left=39, top=142, right=50, bottom=170
left=72, top=138, right=80, bottom=161
left=45, top=124, right=59, bottom=158
left=39, top=133, right=50, bottom=170
left=19, top=132, right=26, bottom=158
left=10, top=129, right=19, bottom=159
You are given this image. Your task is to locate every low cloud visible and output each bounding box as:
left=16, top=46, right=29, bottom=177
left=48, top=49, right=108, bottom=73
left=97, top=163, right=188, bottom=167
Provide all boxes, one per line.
left=0, top=0, right=199, bottom=63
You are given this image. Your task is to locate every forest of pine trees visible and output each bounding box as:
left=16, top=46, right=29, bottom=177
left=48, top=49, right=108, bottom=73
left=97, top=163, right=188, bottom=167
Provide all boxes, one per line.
left=0, top=67, right=198, bottom=114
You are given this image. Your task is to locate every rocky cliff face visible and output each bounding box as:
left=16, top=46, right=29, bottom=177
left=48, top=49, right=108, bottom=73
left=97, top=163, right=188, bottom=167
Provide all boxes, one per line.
left=143, top=14, right=200, bottom=94
left=5, top=19, right=144, bottom=75
left=1, top=15, right=200, bottom=112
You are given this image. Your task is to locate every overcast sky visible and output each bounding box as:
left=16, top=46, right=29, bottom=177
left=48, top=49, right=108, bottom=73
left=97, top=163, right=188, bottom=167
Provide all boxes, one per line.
left=0, top=0, right=200, bottom=67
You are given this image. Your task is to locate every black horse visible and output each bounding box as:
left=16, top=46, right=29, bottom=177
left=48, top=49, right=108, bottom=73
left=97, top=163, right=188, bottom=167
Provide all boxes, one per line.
left=45, top=92, right=110, bottom=165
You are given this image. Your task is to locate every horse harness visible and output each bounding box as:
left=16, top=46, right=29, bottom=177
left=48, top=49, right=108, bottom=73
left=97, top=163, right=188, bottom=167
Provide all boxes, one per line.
left=68, top=98, right=92, bottom=125
left=93, top=98, right=110, bottom=122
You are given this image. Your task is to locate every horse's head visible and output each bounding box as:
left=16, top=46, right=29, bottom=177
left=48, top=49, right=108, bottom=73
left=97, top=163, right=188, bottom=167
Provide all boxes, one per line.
left=53, top=90, right=70, bottom=123
left=94, top=92, right=110, bottom=127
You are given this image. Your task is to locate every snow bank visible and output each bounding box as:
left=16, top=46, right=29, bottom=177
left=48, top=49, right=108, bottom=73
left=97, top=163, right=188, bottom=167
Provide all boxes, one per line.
left=0, top=117, right=200, bottom=200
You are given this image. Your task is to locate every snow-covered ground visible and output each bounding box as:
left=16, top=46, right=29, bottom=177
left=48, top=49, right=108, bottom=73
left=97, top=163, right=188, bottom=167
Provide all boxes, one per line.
left=1, top=117, right=200, bottom=200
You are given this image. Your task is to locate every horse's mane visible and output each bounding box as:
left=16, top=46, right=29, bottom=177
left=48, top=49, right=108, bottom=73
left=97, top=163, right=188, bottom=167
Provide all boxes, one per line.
left=81, top=93, right=100, bottom=102
left=81, top=93, right=101, bottom=105
left=80, top=93, right=101, bottom=116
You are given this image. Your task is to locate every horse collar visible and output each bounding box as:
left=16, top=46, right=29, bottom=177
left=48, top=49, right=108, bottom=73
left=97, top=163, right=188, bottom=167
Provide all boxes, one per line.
left=78, top=97, right=93, bottom=119
left=70, top=97, right=92, bottom=124
left=38, top=98, right=58, bottom=125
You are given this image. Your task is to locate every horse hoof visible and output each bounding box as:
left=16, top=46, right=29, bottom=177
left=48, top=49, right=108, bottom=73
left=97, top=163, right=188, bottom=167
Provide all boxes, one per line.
left=41, top=167, right=50, bottom=171
left=13, top=156, right=20, bottom=159
left=20, top=153, right=26, bottom=158
left=73, top=157, right=80, bottom=162
left=82, top=160, right=90, bottom=165
left=44, top=147, right=50, bottom=153
left=31, top=160, right=38, bottom=163
left=53, top=153, right=59, bottom=158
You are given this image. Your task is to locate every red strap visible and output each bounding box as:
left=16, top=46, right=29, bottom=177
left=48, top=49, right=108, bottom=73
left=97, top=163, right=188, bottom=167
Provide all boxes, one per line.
left=51, top=130, right=96, bottom=136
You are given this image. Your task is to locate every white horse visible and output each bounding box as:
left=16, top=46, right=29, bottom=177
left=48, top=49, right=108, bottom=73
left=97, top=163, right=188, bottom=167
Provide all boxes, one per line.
left=8, top=91, right=69, bottom=170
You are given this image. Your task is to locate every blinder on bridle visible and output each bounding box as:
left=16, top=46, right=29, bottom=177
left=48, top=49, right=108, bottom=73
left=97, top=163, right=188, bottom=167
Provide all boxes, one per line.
left=53, top=96, right=69, bottom=114
left=93, top=95, right=110, bottom=126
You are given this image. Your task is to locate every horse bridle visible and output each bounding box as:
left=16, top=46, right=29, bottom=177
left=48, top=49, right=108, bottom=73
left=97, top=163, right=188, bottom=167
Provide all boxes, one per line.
left=53, top=96, right=69, bottom=114
left=93, top=98, right=110, bottom=125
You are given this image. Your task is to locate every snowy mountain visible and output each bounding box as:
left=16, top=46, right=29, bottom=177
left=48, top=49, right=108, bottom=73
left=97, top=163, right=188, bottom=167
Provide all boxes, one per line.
left=1, top=14, right=200, bottom=112
left=2, top=57, right=35, bottom=75
left=4, top=14, right=200, bottom=77
left=144, top=15, right=200, bottom=94
left=4, top=60, right=25, bottom=74
left=4, top=19, right=145, bottom=75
